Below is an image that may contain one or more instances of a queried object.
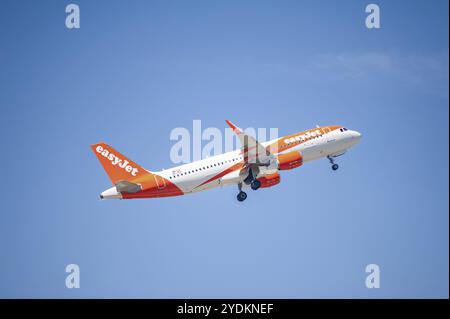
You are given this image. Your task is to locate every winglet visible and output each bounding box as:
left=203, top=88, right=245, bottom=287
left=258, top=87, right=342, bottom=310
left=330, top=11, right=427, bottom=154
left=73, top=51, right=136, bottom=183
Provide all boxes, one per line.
left=225, top=120, right=241, bottom=133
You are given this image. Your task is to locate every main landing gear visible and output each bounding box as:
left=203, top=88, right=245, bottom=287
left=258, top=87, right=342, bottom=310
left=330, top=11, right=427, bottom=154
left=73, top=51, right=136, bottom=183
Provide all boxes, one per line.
left=244, top=167, right=261, bottom=191
left=237, top=167, right=262, bottom=201
left=237, top=183, right=247, bottom=202
left=251, top=179, right=261, bottom=190
left=327, top=156, right=339, bottom=171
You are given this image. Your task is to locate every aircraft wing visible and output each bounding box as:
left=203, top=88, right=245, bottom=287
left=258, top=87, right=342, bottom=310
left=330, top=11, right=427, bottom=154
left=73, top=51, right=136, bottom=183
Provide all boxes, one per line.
left=225, top=120, right=275, bottom=166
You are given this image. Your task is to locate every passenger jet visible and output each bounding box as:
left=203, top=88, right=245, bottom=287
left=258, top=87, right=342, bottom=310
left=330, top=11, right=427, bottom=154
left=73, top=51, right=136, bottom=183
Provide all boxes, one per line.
left=92, top=120, right=362, bottom=201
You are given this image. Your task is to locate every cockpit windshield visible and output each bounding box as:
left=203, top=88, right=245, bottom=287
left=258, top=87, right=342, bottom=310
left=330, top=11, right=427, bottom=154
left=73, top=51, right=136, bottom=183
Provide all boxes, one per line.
left=339, top=127, right=348, bottom=132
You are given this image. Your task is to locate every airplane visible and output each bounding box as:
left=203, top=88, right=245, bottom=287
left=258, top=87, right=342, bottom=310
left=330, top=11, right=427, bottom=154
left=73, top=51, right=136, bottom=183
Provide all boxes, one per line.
left=92, top=120, right=362, bottom=202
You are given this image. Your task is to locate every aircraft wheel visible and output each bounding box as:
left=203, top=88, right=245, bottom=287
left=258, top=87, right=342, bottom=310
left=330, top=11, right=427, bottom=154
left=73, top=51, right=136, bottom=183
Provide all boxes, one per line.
left=332, top=164, right=339, bottom=171
left=237, top=191, right=247, bottom=202
left=251, top=180, right=261, bottom=190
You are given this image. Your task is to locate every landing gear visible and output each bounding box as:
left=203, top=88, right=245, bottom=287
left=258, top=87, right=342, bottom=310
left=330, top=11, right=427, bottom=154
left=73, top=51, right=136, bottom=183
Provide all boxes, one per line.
left=237, top=191, right=247, bottom=202
left=244, top=166, right=256, bottom=184
left=251, top=179, right=261, bottom=190
left=327, top=156, right=339, bottom=171
left=244, top=166, right=261, bottom=191
left=237, top=167, right=262, bottom=201
left=237, top=183, right=247, bottom=202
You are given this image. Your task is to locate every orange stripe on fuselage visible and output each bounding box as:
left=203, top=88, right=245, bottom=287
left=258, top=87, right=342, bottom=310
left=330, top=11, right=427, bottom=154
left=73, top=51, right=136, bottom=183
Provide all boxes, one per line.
left=194, top=162, right=244, bottom=189
left=122, top=172, right=184, bottom=199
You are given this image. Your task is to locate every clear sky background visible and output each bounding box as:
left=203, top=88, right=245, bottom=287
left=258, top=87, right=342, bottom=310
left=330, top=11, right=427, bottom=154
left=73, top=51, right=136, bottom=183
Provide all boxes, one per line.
left=0, top=0, right=448, bottom=298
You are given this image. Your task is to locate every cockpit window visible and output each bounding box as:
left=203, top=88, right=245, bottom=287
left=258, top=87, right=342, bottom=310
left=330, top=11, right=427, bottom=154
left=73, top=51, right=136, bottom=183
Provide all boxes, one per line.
left=342, top=127, right=348, bottom=131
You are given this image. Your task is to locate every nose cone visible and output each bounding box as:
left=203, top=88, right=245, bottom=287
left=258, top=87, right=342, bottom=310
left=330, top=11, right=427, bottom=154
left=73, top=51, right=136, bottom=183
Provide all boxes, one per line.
left=353, top=131, right=362, bottom=139
left=349, top=130, right=362, bottom=145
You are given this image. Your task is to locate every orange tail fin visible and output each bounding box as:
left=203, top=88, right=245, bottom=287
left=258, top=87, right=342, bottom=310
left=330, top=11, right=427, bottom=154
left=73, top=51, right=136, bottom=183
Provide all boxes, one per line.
left=91, top=142, right=148, bottom=184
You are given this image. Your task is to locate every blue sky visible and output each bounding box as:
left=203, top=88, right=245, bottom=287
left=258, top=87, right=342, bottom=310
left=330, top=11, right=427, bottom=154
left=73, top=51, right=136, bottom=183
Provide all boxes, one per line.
left=0, top=0, right=448, bottom=298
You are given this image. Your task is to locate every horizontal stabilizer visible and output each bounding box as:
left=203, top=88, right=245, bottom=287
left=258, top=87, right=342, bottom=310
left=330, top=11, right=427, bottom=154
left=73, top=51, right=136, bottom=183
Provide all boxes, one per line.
left=115, top=180, right=142, bottom=193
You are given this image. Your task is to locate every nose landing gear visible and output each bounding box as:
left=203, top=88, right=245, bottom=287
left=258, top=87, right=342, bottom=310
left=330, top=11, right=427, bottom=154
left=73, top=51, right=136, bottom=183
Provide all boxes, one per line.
left=327, top=156, right=339, bottom=171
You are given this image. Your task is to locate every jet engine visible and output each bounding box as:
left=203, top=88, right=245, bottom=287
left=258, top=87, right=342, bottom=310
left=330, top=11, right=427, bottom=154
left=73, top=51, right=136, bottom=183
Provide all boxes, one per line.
left=257, top=172, right=281, bottom=188
left=277, top=151, right=303, bottom=170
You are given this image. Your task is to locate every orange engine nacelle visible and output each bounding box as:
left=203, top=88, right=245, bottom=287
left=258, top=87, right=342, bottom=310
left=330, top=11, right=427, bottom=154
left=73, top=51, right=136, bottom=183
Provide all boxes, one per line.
left=277, top=151, right=303, bottom=170
left=257, top=172, right=281, bottom=188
